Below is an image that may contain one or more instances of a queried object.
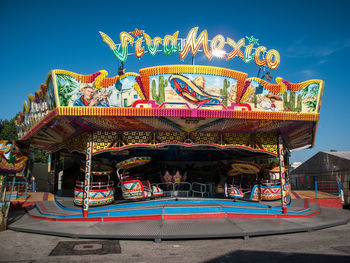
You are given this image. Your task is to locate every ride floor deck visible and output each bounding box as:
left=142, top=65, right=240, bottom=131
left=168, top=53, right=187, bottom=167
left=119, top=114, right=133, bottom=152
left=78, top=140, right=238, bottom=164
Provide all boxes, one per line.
left=7, top=196, right=350, bottom=240
left=8, top=204, right=350, bottom=240
left=28, top=197, right=315, bottom=219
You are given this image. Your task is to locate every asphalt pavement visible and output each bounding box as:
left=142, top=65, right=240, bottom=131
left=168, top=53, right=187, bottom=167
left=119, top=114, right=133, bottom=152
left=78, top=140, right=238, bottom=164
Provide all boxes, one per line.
left=1, top=220, right=350, bottom=263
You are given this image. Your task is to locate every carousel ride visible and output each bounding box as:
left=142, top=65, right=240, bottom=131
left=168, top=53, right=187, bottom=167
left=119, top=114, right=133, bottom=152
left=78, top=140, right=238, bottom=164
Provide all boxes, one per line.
left=74, top=162, right=114, bottom=206
left=13, top=27, right=325, bottom=218
left=116, top=156, right=163, bottom=200
left=225, top=161, right=290, bottom=202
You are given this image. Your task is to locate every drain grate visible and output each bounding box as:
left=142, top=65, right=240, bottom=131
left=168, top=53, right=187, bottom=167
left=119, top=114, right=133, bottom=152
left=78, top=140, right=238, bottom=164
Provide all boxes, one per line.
left=49, top=240, right=121, bottom=256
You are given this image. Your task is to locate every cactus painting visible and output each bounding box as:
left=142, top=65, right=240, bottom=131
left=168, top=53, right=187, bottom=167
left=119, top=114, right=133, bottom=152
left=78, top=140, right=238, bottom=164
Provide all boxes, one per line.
left=151, top=75, right=167, bottom=104
left=220, top=79, right=230, bottom=106
left=283, top=92, right=302, bottom=112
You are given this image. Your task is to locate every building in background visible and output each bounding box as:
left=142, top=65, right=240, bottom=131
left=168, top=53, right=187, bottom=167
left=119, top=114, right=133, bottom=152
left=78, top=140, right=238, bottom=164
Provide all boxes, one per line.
left=290, top=151, right=350, bottom=206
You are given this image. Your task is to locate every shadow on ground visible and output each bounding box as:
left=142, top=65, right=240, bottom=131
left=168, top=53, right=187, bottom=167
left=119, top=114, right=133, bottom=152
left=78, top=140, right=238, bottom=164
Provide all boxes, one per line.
left=204, top=250, right=350, bottom=263
left=7, top=207, right=27, bottom=225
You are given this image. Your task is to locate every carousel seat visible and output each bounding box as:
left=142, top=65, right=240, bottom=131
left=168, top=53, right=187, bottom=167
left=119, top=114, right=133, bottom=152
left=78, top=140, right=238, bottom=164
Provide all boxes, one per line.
left=140, top=180, right=152, bottom=197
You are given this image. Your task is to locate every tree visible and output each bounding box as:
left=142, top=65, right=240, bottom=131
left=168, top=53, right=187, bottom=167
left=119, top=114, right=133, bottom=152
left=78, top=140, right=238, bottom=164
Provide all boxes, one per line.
left=0, top=117, right=47, bottom=163
left=0, top=118, right=18, bottom=141
left=31, top=147, right=48, bottom=163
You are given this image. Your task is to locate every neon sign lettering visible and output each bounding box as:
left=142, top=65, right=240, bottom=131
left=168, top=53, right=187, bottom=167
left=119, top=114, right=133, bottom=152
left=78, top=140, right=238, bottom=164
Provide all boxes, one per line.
left=99, top=27, right=280, bottom=70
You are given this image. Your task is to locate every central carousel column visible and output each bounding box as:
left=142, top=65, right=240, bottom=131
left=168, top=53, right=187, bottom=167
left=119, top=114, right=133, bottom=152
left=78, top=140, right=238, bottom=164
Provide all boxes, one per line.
left=82, top=132, right=93, bottom=218
left=278, top=136, right=288, bottom=214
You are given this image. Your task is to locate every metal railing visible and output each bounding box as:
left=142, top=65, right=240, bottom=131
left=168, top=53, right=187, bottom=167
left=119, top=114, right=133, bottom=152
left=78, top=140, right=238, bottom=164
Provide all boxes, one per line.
left=315, top=181, right=341, bottom=199
left=155, top=182, right=192, bottom=197
left=6, top=182, right=28, bottom=200
left=155, top=182, right=215, bottom=198
left=75, top=180, right=114, bottom=190
left=191, top=182, right=215, bottom=198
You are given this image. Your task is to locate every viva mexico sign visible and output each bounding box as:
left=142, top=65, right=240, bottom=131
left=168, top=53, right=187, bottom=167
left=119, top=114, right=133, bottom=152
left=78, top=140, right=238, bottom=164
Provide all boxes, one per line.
left=99, top=27, right=280, bottom=70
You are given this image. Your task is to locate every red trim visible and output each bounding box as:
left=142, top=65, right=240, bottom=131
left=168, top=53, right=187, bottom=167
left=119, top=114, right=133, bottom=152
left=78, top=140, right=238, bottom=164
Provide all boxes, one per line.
left=29, top=211, right=321, bottom=222
left=103, top=215, right=162, bottom=221
left=309, top=198, right=343, bottom=209
left=83, top=210, right=88, bottom=218
left=164, top=213, right=226, bottom=219
left=74, top=187, right=114, bottom=192
left=227, top=213, right=276, bottom=218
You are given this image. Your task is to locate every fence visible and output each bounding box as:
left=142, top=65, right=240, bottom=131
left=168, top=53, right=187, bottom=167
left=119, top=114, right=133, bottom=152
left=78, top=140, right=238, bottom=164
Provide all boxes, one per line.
left=315, top=181, right=341, bottom=199
left=5, top=181, right=28, bottom=200
left=155, top=182, right=192, bottom=197
left=292, top=176, right=316, bottom=190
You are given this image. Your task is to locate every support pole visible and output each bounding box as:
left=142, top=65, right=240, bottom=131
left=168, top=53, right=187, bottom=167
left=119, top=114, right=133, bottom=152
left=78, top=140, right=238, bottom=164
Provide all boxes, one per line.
left=47, top=154, right=51, bottom=174
left=83, top=132, right=92, bottom=218
left=278, top=136, right=288, bottom=214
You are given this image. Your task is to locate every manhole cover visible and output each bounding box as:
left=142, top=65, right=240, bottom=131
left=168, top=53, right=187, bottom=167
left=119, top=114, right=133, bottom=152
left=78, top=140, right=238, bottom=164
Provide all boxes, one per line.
left=49, top=240, right=121, bottom=256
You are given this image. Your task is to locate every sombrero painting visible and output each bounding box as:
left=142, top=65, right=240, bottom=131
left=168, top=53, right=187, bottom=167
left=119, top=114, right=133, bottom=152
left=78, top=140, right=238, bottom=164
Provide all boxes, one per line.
left=229, top=161, right=261, bottom=175
left=169, top=74, right=224, bottom=105
left=115, top=156, right=151, bottom=170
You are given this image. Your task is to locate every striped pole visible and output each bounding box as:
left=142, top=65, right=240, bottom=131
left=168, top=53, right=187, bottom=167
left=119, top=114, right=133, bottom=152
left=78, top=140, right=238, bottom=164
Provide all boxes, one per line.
left=83, top=132, right=92, bottom=217
left=47, top=154, right=51, bottom=173
left=278, top=136, right=288, bottom=214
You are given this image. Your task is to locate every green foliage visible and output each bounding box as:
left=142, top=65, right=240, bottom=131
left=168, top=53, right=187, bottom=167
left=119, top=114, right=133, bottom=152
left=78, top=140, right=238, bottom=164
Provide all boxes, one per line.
left=283, top=92, right=302, bottom=112
left=151, top=76, right=167, bottom=104
left=56, top=74, right=79, bottom=106
left=220, top=79, right=230, bottom=106
left=300, top=83, right=319, bottom=98
left=0, top=118, right=18, bottom=141
left=299, top=83, right=319, bottom=112
left=31, top=147, right=48, bottom=163
left=305, top=100, right=317, bottom=111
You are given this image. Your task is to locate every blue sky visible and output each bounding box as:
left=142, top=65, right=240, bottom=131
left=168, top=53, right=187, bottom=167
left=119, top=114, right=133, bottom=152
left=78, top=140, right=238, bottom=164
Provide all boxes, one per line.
left=1, top=0, right=349, bottom=163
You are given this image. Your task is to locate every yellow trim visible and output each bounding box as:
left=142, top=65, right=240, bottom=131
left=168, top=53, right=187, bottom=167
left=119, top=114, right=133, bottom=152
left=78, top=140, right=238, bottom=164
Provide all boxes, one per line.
left=50, top=71, right=60, bottom=107
left=315, top=80, right=325, bottom=114
left=140, top=64, right=247, bottom=78
left=56, top=106, right=320, bottom=121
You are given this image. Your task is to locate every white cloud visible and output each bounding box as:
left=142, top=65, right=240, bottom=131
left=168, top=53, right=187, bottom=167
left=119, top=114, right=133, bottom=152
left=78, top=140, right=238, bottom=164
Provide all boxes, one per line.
left=213, top=77, right=221, bottom=87
left=300, top=69, right=318, bottom=78
left=121, top=78, right=134, bottom=89
left=285, top=38, right=349, bottom=58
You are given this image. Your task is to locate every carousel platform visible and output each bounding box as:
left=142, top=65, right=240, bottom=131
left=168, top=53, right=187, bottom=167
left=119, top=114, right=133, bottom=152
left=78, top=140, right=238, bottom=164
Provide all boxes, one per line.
left=7, top=196, right=350, bottom=240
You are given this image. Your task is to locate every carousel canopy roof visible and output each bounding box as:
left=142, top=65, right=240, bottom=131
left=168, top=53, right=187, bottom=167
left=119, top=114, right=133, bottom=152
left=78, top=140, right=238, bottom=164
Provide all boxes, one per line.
left=15, top=65, right=324, bottom=155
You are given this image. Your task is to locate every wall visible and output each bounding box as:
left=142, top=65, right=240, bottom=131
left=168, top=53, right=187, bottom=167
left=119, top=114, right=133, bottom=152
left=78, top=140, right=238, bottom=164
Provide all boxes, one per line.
left=32, top=163, right=49, bottom=192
